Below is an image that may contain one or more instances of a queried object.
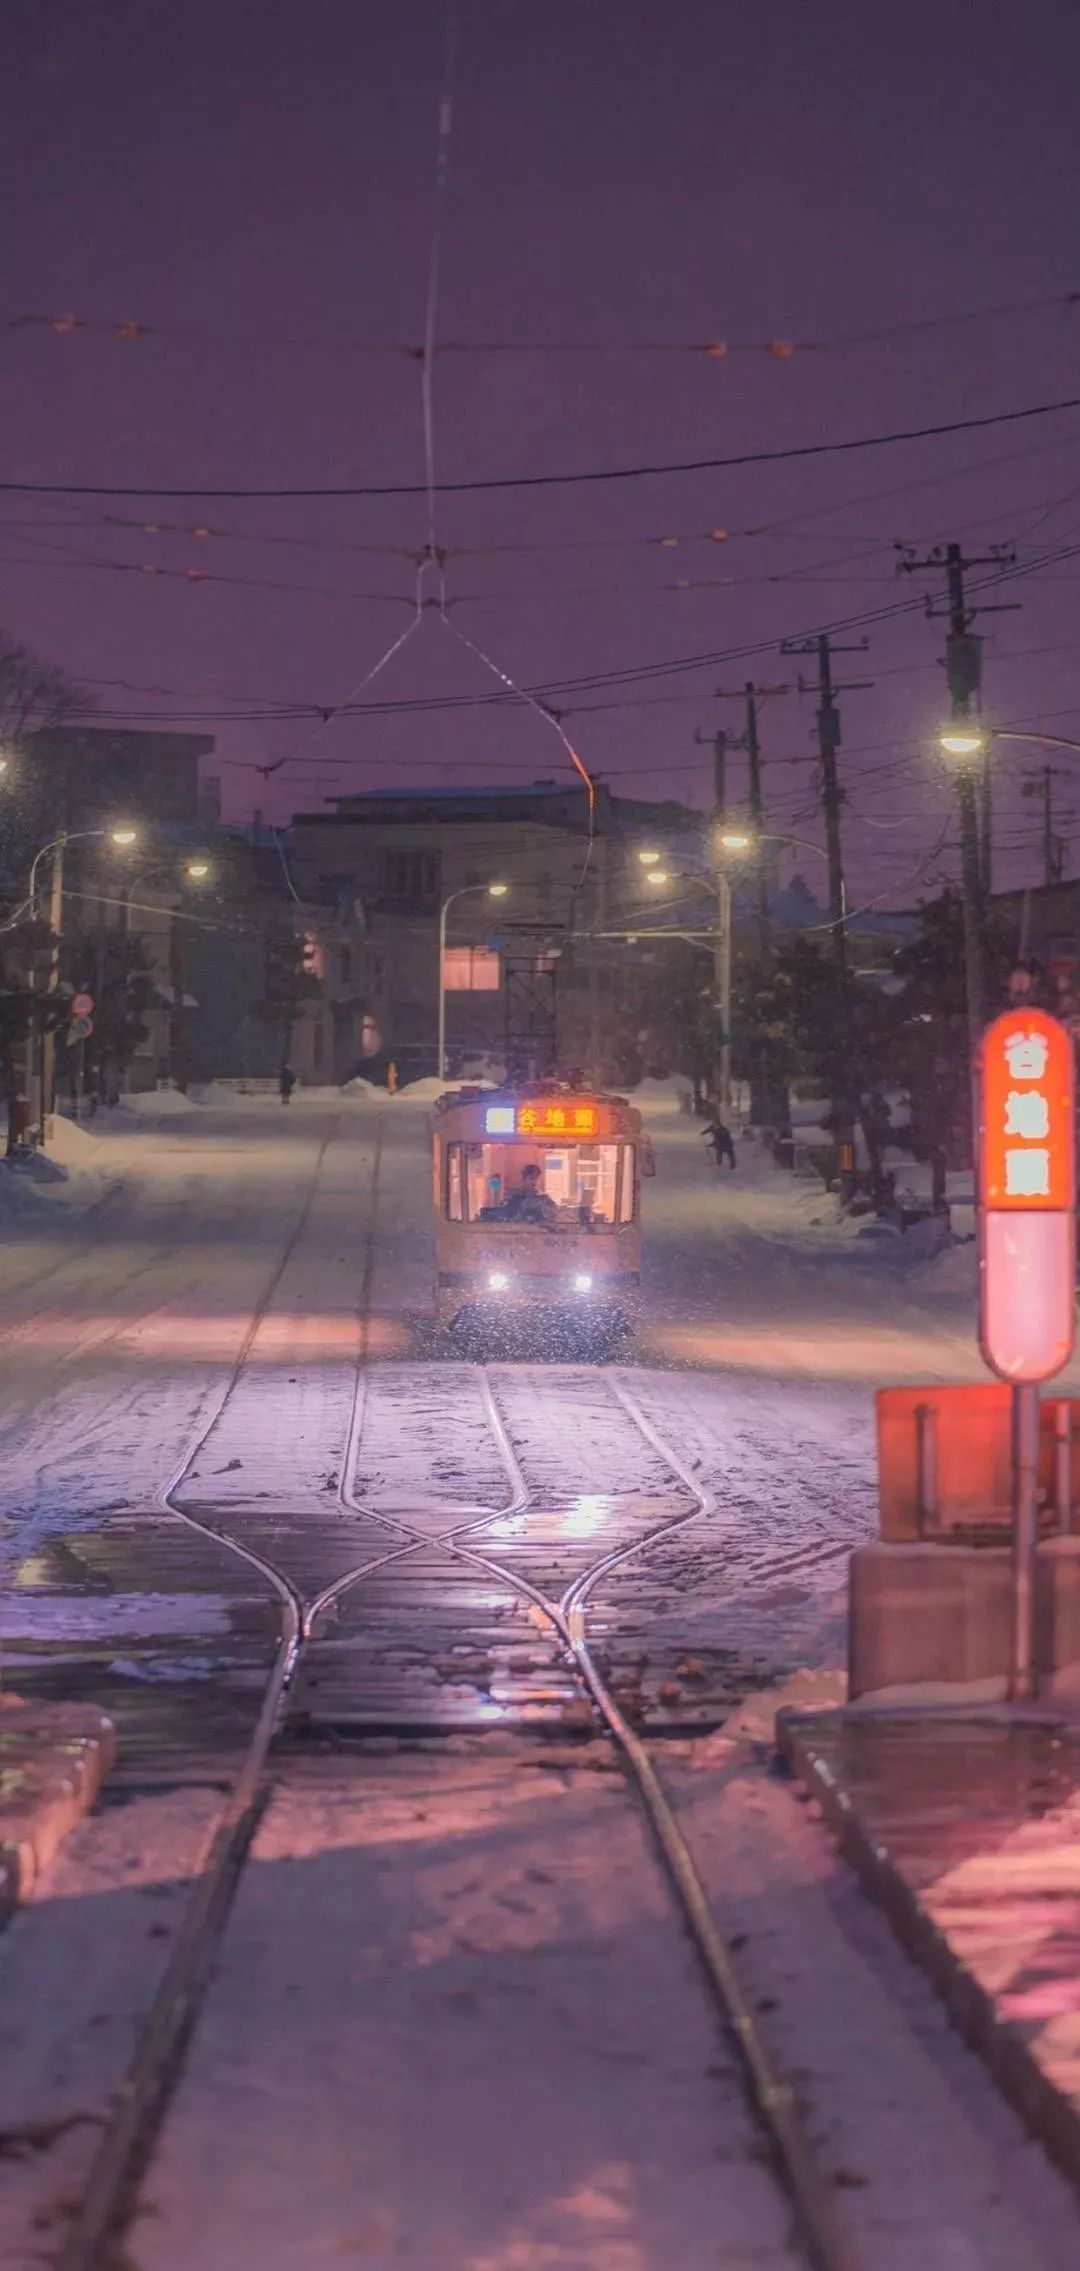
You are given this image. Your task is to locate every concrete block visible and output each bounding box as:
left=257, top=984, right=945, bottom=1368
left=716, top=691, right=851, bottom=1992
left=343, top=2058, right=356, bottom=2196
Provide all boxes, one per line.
left=849, top=1537, right=1080, bottom=1699
left=0, top=1698, right=116, bottom=1911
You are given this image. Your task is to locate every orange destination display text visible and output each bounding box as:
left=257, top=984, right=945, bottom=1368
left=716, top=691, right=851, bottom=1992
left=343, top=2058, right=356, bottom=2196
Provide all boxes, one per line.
left=979, top=1008, right=1075, bottom=1211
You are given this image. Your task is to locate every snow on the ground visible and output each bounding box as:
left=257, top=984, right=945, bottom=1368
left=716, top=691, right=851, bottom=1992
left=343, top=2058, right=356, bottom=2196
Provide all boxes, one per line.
left=0, top=1115, right=118, bottom=1220
left=113, top=1086, right=202, bottom=1117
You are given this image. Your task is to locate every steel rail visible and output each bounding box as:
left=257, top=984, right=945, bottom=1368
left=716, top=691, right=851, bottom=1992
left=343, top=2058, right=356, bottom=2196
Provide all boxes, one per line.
left=57, top=1243, right=856, bottom=2271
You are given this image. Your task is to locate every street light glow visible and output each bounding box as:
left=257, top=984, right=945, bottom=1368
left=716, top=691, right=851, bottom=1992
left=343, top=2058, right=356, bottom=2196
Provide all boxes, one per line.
left=939, top=725, right=987, bottom=760
left=488, top=881, right=509, bottom=898
left=638, top=849, right=661, bottom=866
left=110, top=826, right=138, bottom=847
left=185, top=858, right=211, bottom=881
left=719, top=830, right=752, bottom=851
left=646, top=869, right=670, bottom=887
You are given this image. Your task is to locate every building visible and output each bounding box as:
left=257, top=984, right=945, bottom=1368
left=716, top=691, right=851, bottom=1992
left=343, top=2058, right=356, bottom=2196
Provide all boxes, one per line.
left=289, top=781, right=698, bottom=1084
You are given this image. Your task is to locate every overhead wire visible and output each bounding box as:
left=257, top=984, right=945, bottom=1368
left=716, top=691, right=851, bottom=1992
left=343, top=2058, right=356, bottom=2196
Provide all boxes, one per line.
left=5, top=282, right=1078, bottom=359
left=3, top=391, right=1080, bottom=500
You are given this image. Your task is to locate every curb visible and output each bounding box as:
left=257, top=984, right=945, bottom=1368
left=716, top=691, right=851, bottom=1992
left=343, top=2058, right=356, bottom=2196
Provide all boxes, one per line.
left=0, top=1698, right=116, bottom=1921
left=777, top=1705, right=1080, bottom=2201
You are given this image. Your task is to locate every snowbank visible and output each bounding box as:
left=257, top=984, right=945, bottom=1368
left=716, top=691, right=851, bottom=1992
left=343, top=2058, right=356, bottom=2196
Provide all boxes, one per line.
left=0, top=1116, right=116, bottom=1219
left=119, top=1086, right=202, bottom=1117
left=48, top=1116, right=111, bottom=1164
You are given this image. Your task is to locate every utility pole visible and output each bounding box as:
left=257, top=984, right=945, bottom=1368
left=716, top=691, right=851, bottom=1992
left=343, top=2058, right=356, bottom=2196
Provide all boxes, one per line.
left=693, top=725, right=733, bottom=1107
left=1022, top=764, right=1066, bottom=888
left=708, top=682, right=789, bottom=1121
left=694, top=727, right=728, bottom=827
left=780, top=636, right=871, bottom=1198
left=898, top=541, right=1018, bottom=1051
left=40, top=836, right=66, bottom=1137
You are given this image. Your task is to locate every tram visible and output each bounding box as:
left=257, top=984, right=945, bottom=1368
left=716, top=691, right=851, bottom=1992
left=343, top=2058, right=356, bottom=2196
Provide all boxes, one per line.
left=433, top=1085, right=647, bottom=1350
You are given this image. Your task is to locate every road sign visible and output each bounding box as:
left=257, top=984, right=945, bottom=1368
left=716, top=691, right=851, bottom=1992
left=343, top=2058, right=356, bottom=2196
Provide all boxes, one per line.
left=71, top=992, right=93, bottom=1018
left=978, top=1008, right=1076, bottom=1383
left=70, top=1015, right=93, bottom=1041
left=979, top=1008, right=1078, bottom=1701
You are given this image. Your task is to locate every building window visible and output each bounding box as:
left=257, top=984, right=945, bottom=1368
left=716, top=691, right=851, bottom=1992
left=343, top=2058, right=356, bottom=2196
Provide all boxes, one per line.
left=339, top=945, right=352, bottom=983
left=442, top=947, right=501, bottom=992
left=378, top=849, right=441, bottom=907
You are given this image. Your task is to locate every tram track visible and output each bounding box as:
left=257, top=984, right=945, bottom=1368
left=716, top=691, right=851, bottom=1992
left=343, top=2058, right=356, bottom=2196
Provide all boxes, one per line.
left=54, top=1292, right=861, bottom=2271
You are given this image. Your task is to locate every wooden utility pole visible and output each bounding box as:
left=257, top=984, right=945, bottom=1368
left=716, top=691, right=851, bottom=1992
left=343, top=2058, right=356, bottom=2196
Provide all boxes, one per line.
left=1022, top=764, right=1066, bottom=887
left=693, top=726, right=728, bottom=820
left=780, top=636, right=871, bottom=1197
left=898, top=541, right=1018, bottom=1050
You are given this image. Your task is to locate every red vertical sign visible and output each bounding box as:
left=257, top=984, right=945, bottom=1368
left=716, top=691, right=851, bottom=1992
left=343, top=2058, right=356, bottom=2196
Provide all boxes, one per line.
left=979, top=1009, right=1076, bottom=1382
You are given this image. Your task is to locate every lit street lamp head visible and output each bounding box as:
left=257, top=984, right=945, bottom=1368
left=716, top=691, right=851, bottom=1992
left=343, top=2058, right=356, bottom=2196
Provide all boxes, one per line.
left=646, top=869, right=670, bottom=887
left=185, top=858, right=211, bottom=881
left=488, top=881, right=509, bottom=898
left=110, top=825, right=138, bottom=847
left=939, top=724, right=987, bottom=760
left=719, top=830, right=752, bottom=852
left=637, top=848, right=661, bottom=866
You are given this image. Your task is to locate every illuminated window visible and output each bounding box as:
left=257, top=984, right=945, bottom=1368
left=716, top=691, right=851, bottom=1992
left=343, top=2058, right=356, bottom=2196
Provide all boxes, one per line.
left=442, top=947, right=501, bottom=992
left=446, top=1147, right=464, bottom=1220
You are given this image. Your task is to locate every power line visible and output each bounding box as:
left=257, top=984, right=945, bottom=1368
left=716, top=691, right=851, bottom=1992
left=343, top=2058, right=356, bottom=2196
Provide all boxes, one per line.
left=4, top=392, right=1080, bottom=500
left=5, top=283, right=1077, bottom=360
left=5, top=422, right=1075, bottom=569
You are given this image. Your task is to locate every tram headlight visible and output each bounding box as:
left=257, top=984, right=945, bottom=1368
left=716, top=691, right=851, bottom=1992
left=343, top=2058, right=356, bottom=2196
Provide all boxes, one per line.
left=488, top=1271, right=510, bottom=1292
left=573, top=1273, right=593, bottom=1295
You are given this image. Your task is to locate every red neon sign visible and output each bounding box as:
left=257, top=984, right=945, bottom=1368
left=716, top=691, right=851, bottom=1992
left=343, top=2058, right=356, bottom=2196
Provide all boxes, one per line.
left=981, top=1009, right=1074, bottom=1211
left=517, top=1102, right=597, bottom=1137
left=979, top=1009, right=1076, bottom=1382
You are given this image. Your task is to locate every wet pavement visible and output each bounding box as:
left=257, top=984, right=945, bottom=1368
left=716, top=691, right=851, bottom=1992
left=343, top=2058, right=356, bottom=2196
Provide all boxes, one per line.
left=779, top=1706, right=1080, bottom=2193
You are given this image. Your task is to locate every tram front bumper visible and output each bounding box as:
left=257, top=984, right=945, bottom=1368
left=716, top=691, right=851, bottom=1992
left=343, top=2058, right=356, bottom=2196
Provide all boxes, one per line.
left=438, top=1270, right=639, bottom=1337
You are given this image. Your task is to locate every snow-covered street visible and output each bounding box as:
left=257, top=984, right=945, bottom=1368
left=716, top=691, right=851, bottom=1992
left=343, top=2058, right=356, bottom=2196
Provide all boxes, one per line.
left=0, top=1078, right=1003, bottom=1676
left=4, top=1086, right=1080, bottom=2270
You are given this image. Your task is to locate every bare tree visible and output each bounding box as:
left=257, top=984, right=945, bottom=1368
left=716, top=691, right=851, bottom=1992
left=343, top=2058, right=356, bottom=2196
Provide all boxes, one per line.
left=0, top=627, right=82, bottom=749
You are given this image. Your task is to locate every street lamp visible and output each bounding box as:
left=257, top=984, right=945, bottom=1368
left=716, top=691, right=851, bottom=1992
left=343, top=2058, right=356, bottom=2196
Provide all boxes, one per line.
left=28, top=825, right=138, bottom=1134
left=637, top=848, right=662, bottom=867
left=437, top=881, right=509, bottom=1083
left=938, top=724, right=988, bottom=762
left=643, top=863, right=737, bottom=1113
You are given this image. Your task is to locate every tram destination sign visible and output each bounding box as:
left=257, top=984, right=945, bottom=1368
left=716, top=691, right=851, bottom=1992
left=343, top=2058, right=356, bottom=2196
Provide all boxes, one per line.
left=485, top=1101, right=598, bottom=1137
left=978, top=1007, right=1076, bottom=1382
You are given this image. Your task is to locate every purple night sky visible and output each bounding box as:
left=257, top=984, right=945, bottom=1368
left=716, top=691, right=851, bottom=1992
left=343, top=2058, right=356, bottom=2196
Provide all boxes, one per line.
left=4, top=0, right=1080, bottom=904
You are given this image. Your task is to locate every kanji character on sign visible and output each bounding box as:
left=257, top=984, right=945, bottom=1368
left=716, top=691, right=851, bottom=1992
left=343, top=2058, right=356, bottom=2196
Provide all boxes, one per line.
left=518, top=1106, right=537, bottom=1132
left=1004, top=1090, right=1051, bottom=1139
left=1005, top=1031, right=1050, bottom=1081
left=1004, top=1148, right=1051, bottom=1197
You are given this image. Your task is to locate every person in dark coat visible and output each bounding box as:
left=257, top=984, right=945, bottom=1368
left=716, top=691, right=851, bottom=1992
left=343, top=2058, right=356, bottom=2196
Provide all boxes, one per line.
left=702, top=1117, right=736, bottom=1169
left=279, top=1065, right=297, bottom=1105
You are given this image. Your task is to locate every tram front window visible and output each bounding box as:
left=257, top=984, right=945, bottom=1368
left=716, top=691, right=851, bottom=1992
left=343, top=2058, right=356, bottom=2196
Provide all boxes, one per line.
left=446, top=1141, right=629, bottom=1229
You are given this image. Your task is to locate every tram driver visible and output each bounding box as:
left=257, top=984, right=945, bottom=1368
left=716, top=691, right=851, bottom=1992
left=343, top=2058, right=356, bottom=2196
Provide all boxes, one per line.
left=502, top=1160, right=558, bottom=1227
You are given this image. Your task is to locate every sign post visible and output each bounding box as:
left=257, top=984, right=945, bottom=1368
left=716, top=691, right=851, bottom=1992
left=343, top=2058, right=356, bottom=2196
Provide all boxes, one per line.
left=978, top=1008, right=1076, bottom=1698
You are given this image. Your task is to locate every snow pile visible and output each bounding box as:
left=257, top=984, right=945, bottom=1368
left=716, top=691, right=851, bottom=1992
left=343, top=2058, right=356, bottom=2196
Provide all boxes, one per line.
left=341, top=1075, right=386, bottom=1097
left=47, top=1116, right=106, bottom=1165
left=0, top=1115, right=116, bottom=1217
left=120, top=1086, right=202, bottom=1117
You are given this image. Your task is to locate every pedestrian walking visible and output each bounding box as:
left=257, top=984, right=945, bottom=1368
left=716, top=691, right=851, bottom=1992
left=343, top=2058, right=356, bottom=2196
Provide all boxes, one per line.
left=279, top=1064, right=296, bottom=1105
left=702, top=1117, right=736, bottom=1170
